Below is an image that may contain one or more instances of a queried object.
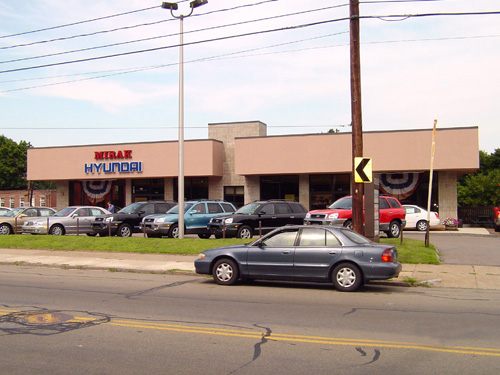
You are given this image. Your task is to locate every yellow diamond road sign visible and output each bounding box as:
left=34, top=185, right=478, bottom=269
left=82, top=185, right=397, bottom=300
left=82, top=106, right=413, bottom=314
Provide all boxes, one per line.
left=354, top=157, right=372, bottom=183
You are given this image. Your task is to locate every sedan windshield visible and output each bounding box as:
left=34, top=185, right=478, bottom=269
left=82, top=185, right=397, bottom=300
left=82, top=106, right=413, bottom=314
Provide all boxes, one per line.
left=329, top=197, right=352, bottom=210
left=118, top=202, right=144, bottom=214
left=4, top=208, right=24, bottom=217
left=167, top=203, right=193, bottom=214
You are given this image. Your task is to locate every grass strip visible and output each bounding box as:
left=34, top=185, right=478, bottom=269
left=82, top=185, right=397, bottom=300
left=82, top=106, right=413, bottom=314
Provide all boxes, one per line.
left=0, top=235, right=439, bottom=264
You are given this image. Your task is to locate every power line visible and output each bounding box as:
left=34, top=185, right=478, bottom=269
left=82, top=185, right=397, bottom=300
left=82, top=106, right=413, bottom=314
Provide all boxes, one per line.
left=0, top=5, right=161, bottom=39
left=0, top=17, right=350, bottom=75
left=0, top=4, right=349, bottom=65
left=1, top=124, right=351, bottom=130
left=2, top=32, right=499, bottom=93
left=0, top=0, right=286, bottom=51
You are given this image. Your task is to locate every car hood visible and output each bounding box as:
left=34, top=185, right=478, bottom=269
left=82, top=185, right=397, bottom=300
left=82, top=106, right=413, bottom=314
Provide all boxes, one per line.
left=308, top=208, right=352, bottom=215
left=144, top=214, right=179, bottom=221
left=201, top=244, right=250, bottom=256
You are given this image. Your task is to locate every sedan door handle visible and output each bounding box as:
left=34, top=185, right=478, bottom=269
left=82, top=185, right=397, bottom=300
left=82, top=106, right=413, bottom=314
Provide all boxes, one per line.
left=281, top=251, right=290, bottom=255
left=329, top=251, right=337, bottom=255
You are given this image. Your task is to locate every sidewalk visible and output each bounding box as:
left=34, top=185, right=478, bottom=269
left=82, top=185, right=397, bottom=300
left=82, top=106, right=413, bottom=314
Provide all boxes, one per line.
left=1, top=230, right=499, bottom=290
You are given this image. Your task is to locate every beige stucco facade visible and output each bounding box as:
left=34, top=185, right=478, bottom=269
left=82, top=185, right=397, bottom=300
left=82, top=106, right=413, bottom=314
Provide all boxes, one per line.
left=26, top=121, right=479, bottom=220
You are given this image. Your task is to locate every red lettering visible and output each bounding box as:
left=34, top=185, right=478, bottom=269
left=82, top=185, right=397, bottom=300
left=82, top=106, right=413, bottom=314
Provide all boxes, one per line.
left=94, top=150, right=132, bottom=159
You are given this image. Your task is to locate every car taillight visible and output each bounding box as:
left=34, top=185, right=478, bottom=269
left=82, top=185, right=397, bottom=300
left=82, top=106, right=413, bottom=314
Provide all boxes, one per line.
left=434, top=213, right=439, bottom=219
left=381, top=248, right=394, bottom=262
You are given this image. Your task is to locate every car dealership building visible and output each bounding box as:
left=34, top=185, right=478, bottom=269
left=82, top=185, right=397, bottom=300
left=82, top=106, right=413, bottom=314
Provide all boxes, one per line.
left=27, top=121, right=479, bottom=220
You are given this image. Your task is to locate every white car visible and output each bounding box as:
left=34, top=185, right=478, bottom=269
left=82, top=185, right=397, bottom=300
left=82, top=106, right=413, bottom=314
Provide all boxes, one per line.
left=403, top=205, right=440, bottom=231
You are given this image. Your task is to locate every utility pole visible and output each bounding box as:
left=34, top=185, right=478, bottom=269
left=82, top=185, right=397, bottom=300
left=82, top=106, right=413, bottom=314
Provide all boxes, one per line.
left=350, top=0, right=364, bottom=234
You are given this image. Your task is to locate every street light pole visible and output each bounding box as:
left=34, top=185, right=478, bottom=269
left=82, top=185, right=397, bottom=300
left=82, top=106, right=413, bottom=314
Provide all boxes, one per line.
left=161, top=1, right=207, bottom=239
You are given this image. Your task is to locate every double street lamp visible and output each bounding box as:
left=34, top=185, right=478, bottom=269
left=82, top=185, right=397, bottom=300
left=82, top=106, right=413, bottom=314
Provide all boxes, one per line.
left=161, top=0, right=208, bottom=239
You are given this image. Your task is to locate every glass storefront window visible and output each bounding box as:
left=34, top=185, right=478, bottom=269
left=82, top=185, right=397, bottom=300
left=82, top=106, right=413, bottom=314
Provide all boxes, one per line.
left=224, top=186, right=244, bottom=208
left=260, top=175, right=299, bottom=201
left=309, top=174, right=350, bottom=210
left=173, top=177, right=209, bottom=201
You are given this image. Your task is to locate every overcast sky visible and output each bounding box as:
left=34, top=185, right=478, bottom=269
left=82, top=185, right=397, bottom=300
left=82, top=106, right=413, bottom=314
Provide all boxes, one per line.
left=1, top=0, right=498, bottom=153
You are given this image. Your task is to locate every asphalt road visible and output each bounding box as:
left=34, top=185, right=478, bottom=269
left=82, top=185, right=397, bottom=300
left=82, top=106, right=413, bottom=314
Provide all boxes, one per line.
left=404, top=232, right=500, bottom=266
left=1, top=266, right=499, bottom=374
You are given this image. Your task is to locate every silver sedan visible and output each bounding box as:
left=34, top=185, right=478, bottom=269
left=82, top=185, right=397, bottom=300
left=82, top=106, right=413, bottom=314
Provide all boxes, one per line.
left=22, top=206, right=110, bottom=236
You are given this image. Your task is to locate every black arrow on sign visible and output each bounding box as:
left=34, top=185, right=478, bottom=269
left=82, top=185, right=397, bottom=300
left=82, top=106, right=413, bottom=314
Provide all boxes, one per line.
left=356, top=158, right=370, bottom=182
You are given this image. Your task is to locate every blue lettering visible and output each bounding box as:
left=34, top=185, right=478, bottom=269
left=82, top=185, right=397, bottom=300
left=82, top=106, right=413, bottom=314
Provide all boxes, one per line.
left=84, top=161, right=143, bottom=174
left=94, top=163, right=103, bottom=173
left=84, top=164, right=93, bottom=173
left=120, top=162, right=130, bottom=172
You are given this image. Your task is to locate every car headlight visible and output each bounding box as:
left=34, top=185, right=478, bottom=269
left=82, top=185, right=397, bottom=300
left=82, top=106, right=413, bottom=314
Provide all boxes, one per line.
left=328, top=213, right=339, bottom=219
left=105, top=217, right=113, bottom=222
left=155, top=218, right=165, bottom=223
left=198, top=253, right=205, bottom=259
left=224, top=218, right=233, bottom=224
left=35, top=222, right=45, bottom=227
left=305, top=213, right=311, bottom=219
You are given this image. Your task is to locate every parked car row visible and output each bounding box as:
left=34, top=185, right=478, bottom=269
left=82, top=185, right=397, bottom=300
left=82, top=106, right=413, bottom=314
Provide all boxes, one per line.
left=0, top=196, right=447, bottom=238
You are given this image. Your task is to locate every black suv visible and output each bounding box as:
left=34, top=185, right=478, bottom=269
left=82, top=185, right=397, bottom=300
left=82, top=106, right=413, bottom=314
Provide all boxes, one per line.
left=91, top=200, right=176, bottom=237
left=207, top=200, right=308, bottom=239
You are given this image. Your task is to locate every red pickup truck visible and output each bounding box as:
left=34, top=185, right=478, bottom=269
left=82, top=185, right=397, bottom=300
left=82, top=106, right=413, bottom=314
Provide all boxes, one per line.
left=304, top=195, right=406, bottom=238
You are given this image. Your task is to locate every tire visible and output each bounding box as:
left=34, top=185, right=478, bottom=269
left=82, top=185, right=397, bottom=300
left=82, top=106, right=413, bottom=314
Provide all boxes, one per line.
left=168, top=224, right=179, bottom=239
left=0, top=224, right=13, bottom=235
left=50, top=225, right=65, bottom=236
left=332, top=263, right=363, bottom=292
left=236, top=225, right=253, bottom=239
left=212, top=258, right=239, bottom=285
left=214, top=234, right=223, bottom=239
left=495, top=224, right=500, bottom=233
left=343, top=220, right=353, bottom=230
left=198, top=233, right=211, bottom=239
left=386, top=221, right=401, bottom=238
left=117, top=224, right=132, bottom=237
left=416, top=220, right=428, bottom=232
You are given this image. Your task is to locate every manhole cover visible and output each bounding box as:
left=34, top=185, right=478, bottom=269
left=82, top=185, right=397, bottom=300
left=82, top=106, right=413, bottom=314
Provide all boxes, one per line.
left=0, top=310, right=110, bottom=335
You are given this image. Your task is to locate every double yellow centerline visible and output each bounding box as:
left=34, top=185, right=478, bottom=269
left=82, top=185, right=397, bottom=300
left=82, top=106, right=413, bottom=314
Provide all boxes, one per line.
left=108, top=319, right=500, bottom=357
left=2, top=309, right=499, bottom=357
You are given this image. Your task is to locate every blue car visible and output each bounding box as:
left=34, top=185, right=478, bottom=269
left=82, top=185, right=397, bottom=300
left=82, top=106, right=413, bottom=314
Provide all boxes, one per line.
left=195, top=225, right=402, bottom=292
left=141, top=200, right=237, bottom=238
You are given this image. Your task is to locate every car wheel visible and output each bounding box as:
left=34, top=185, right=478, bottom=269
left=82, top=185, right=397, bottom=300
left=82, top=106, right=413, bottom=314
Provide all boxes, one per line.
left=117, top=224, right=132, bottom=237
left=332, top=263, right=363, bottom=292
left=50, top=225, right=65, bottom=236
left=0, top=224, right=13, bottom=235
left=386, top=221, right=401, bottom=238
left=168, top=224, right=179, bottom=239
left=494, top=224, right=500, bottom=233
left=198, top=233, right=211, bottom=239
left=214, top=234, right=223, bottom=239
left=344, top=220, right=353, bottom=230
left=212, top=258, right=239, bottom=285
left=236, top=225, right=253, bottom=239
left=416, top=220, right=428, bottom=232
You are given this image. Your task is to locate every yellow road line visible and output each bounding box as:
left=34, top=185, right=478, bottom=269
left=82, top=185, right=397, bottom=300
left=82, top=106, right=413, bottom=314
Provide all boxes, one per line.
left=2, top=310, right=499, bottom=357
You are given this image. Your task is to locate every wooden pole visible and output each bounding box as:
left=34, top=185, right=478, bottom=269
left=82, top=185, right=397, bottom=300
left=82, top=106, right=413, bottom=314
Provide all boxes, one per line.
left=350, top=0, right=364, bottom=234
left=425, top=119, right=437, bottom=247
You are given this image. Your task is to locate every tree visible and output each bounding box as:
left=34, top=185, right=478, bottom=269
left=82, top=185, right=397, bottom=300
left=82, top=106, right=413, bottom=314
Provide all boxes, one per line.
left=458, top=149, right=500, bottom=206
left=0, top=135, right=31, bottom=190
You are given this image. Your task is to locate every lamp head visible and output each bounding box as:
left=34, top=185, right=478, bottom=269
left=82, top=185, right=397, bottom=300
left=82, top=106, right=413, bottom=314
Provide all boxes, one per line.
left=190, top=0, right=208, bottom=8
left=161, top=2, right=179, bottom=10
